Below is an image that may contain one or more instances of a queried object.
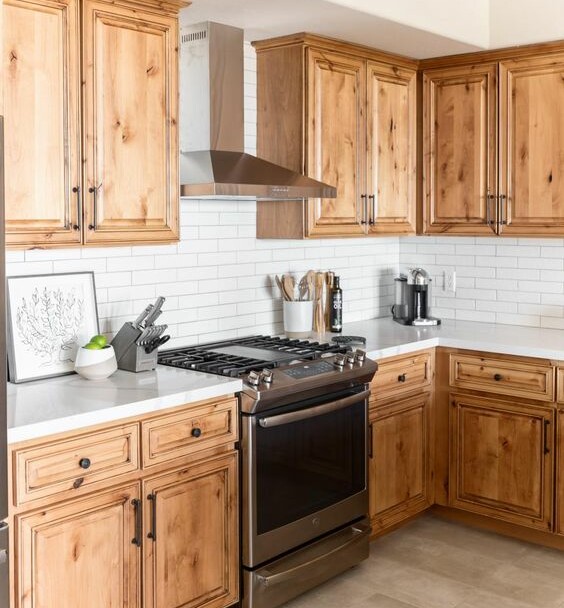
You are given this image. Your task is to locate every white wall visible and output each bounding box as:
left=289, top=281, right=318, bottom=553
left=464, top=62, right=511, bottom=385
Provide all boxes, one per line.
left=399, top=236, right=564, bottom=329
left=6, top=44, right=398, bottom=347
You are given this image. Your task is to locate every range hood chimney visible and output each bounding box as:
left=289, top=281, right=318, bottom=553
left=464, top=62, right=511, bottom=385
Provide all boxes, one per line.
left=179, top=22, right=337, bottom=200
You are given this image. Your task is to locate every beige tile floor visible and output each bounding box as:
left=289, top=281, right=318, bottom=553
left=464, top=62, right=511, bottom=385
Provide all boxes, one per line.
left=281, top=515, right=564, bottom=608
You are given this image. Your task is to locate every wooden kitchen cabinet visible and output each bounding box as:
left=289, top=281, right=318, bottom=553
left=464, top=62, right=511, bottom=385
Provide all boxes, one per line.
left=13, top=483, right=141, bottom=608
left=422, top=45, right=564, bottom=237
left=369, top=393, right=432, bottom=535
left=449, top=393, right=554, bottom=531
left=3, top=0, right=82, bottom=247
left=143, top=451, right=238, bottom=608
left=254, top=34, right=417, bottom=239
left=3, top=0, right=184, bottom=248
left=557, top=409, right=564, bottom=536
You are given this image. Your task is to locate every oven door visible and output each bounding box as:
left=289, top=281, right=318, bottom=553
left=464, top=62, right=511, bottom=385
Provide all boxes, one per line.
left=242, top=386, right=369, bottom=568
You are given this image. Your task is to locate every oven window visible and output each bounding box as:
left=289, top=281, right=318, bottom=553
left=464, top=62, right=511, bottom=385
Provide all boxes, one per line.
left=255, top=395, right=366, bottom=535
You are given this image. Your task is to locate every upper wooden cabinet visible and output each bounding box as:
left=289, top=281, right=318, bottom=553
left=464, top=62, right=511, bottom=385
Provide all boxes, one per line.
left=254, top=34, right=417, bottom=239
left=423, top=47, right=564, bottom=237
left=3, top=0, right=184, bottom=248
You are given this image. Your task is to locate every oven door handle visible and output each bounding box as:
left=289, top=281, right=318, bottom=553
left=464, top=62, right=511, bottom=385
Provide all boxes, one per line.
left=258, top=390, right=370, bottom=428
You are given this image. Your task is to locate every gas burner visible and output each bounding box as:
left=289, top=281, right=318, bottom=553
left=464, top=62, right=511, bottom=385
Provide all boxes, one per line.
left=158, top=335, right=348, bottom=378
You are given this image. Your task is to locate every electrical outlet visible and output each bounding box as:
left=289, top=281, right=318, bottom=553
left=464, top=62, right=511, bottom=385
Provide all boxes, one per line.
left=444, top=270, right=456, bottom=294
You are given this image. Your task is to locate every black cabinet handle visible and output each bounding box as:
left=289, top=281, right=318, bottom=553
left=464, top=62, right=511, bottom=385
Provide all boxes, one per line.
left=360, top=194, right=367, bottom=225
left=544, top=420, right=551, bottom=455
left=191, top=427, right=202, bottom=438
left=88, top=183, right=101, bottom=230
left=71, top=186, right=81, bottom=231
left=73, top=477, right=84, bottom=489
left=368, top=194, right=376, bottom=226
left=147, top=493, right=157, bottom=541
left=398, top=374, right=406, bottom=383
left=368, top=423, right=374, bottom=459
left=493, top=374, right=503, bottom=381
left=131, top=499, right=142, bottom=547
left=78, top=457, right=91, bottom=470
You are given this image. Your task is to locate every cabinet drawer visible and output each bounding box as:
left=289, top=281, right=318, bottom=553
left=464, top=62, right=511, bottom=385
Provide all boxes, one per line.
left=450, top=354, right=554, bottom=402
left=14, top=424, right=139, bottom=506
left=371, top=351, right=432, bottom=402
left=558, top=368, right=564, bottom=404
left=142, top=398, right=238, bottom=468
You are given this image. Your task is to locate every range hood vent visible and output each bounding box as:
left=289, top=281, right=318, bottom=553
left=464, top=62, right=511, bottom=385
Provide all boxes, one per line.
left=179, top=21, right=336, bottom=201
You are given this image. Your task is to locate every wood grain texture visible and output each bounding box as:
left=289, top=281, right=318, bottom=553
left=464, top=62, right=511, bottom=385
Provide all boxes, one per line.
left=371, top=351, right=432, bottom=402
left=142, top=397, right=237, bottom=468
left=422, top=63, right=498, bottom=234
left=14, top=423, right=139, bottom=506
left=558, top=368, right=564, bottom=404
left=449, top=393, right=554, bottom=531
left=369, top=393, right=431, bottom=535
left=557, top=409, right=564, bottom=536
left=449, top=352, right=555, bottom=402
left=143, top=452, right=239, bottom=608
left=366, top=62, right=416, bottom=234
left=82, top=0, right=179, bottom=245
left=499, top=53, right=564, bottom=236
left=306, top=48, right=365, bottom=237
left=14, top=484, right=141, bottom=608
left=4, top=0, right=81, bottom=247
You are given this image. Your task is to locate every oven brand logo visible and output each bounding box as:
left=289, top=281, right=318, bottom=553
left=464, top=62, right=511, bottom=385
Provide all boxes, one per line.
left=312, top=517, right=321, bottom=527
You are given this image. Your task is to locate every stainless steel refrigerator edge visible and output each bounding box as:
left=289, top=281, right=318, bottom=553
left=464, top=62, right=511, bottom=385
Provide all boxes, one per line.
left=0, top=116, right=9, bottom=605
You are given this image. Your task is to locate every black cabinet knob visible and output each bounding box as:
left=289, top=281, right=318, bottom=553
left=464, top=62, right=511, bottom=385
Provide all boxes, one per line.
left=78, top=457, right=91, bottom=470
left=73, top=477, right=84, bottom=489
left=191, top=428, right=202, bottom=438
left=494, top=374, right=503, bottom=381
left=398, top=374, right=407, bottom=383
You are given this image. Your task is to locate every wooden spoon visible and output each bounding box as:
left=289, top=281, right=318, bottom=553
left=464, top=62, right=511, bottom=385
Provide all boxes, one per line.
left=282, top=274, right=295, bottom=301
left=275, top=275, right=289, bottom=301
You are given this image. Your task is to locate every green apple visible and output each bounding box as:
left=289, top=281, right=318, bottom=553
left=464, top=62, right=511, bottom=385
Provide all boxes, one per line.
left=89, top=334, right=108, bottom=348
left=84, top=342, right=102, bottom=350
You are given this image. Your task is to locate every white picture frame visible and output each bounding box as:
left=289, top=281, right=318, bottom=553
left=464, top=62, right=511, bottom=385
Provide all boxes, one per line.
left=7, top=272, right=99, bottom=383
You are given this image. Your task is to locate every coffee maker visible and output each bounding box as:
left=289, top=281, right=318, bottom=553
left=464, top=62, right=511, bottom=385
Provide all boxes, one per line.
left=392, top=268, right=441, bottom=326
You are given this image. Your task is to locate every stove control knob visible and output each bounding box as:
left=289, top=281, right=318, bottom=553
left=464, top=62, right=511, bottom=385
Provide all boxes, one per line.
left=334, top=354, right=346, bottom=368
left=355, top=350, right=366, bottom=364
left=260, top=369, right=273, bottom=385
left=247, top=370, right=261, bottom=387
left=346, top=353, right=356, bottom=365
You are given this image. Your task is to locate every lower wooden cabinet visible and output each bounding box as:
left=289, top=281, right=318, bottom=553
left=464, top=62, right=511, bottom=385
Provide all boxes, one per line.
left=557, top=409, right=564, bottom=536
left=14, top=484, right=141, bottom=608
left=143, top=452, right=239, bottom=608
left=369, top=393, right=431, bottom=534
left=449, top=393, right=554, bottom=531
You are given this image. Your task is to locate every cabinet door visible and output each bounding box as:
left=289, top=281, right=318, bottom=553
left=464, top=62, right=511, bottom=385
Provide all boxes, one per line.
left=306, top=49, right=366, bottom=237
left=4, top=0, right=81, bottom=247
left=369, top=394, right=431, bottom=535
left=499, top=53, right=564, bottom=236
left=423, top=64, right=498, bottom=234
left=14, top=484, right=141, bottom=608
left=366, top=63, right=416, bottom=235
left=558, top=409, right=564, bottom=535
left=82, top=1, right=179, bottom=245
left=449, top=394, right=554, bottom=531
left=144, top=452, right=238, bottom=608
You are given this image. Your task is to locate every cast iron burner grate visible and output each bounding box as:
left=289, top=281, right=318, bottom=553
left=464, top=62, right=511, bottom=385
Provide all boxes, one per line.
left=158, top=335, right=349, bottom=378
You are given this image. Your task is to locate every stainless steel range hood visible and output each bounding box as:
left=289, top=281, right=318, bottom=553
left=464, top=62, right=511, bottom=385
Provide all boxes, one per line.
left=179, top=22, right=336, bottom=200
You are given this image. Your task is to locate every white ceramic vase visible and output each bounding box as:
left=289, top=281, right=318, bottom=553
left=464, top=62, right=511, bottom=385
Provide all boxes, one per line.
left=75, top=345, right=118, bottom=380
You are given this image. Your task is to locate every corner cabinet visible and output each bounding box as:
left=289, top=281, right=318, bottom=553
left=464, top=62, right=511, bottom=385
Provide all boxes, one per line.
left=3, top=0, right=184, bottom=248
left=254, top=34, right=417, bottom=239
left=422, top=49, right=564, bottom=237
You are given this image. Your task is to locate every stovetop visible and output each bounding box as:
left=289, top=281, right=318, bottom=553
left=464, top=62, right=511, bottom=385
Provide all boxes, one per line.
left=158, top=335, right=349, bottom=378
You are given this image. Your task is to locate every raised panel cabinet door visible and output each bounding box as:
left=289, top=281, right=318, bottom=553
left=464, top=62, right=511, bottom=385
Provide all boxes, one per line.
left=82, top=0, right=179, bottom=245
left=4, top=0, right=81, bottom=247
left=449, top=394, right=554, bottom=531
left=557, top=410, right=564, bottom=535
left=369, top=394, right=431, bottom=534
left=423, top=64, right=498, bottom=235
left=143, top=452, right=238, bottom=608
left=306, top=49, right=366, bottom=237
left=499, top=53, right=564, bottom=236
left=14, top=484, right=141, bottom=608
left=366, top=62, right=416, bottom=235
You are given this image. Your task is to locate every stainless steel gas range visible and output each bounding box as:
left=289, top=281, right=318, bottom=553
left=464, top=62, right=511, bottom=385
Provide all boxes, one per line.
left=159, top=336, right=377, bottom=608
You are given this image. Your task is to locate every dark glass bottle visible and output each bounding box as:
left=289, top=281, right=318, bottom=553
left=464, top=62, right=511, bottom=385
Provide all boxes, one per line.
left=330, top=276, right=343, bottom=333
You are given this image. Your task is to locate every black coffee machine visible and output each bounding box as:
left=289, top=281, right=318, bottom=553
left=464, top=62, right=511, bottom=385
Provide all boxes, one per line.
left=392, top=268, right=441, bottom=326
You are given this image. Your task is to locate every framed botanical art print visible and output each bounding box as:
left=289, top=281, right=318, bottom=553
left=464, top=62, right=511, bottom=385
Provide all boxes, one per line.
left=7, top=272, right=99, bottom=383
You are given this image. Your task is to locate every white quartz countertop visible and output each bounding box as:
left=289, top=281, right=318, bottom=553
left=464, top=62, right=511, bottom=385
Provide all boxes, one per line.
left=7, top=366, right=242, bottom=444
left=336, top=318, right=564, bottom=361
left=8, top=317, right=564, bottom=444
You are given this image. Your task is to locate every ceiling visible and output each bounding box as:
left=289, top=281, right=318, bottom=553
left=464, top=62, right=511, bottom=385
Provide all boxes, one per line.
left=181, top=0, right=564, bottom=59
